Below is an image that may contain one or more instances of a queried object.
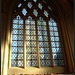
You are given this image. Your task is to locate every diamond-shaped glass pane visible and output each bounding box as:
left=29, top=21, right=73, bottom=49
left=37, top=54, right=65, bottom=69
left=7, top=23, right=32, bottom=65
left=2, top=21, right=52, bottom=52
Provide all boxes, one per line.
left=22, top=8, right=27, bottom=16
left=33, top=9, right=38, bottom=17
left=27, top=2, right=32, bottom=9
left=38, top=3, right=43, bottom=10
left=44, top=10, right=49, bottom=17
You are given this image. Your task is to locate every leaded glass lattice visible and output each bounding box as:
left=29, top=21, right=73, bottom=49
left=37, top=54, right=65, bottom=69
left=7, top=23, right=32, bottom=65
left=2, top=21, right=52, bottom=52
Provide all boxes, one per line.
left=49, top=18, right=64, bottom=66
left=11, top=15, right=23, bottom=67
left=37, top=17, right=51, bottom=66
left=25, top=16, right=37, bottom=67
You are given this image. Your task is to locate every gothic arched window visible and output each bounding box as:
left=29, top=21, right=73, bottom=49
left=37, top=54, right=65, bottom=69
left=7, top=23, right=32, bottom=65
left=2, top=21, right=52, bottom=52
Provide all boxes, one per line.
left=11, top=0, right=65, bottom=68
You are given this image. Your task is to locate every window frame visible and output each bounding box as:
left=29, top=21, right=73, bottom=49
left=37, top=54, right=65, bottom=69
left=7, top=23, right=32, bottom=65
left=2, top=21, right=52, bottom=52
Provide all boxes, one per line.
left=9, top=13, right=67, bottom=69
left=8, top=0, right=67, bottom=72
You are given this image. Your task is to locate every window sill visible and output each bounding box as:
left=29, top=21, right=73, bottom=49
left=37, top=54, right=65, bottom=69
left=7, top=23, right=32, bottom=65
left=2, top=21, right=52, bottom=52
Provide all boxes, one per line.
left=8, top=66, right=67, bottom=74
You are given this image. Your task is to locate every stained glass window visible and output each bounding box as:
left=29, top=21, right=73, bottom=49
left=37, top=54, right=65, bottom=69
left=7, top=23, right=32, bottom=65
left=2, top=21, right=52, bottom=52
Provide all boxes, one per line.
left=25, top=16, right=37, bottom=67
left=37, top=17, right=51, bottom=66
left=49, top=18, right=64, bottom=66
left=11, top=15, right=23, bottom=67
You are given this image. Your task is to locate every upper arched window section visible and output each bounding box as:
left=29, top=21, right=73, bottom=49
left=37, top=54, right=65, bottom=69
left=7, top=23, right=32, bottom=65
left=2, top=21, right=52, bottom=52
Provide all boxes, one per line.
left=13, top=0, right=52, bottom=19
